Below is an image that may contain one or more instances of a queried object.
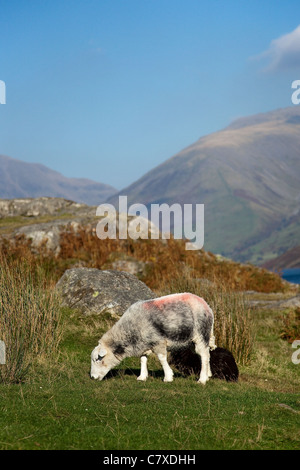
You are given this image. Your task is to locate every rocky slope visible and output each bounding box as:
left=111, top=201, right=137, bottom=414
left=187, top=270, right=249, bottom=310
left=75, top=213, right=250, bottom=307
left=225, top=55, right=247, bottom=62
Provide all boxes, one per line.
left=0, top=196, right=159, bottom=256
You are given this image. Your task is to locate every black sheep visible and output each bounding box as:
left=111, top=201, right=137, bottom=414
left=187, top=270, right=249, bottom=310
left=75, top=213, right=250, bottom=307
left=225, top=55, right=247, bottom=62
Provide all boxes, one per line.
left=169, top=346, right=239, bottom=382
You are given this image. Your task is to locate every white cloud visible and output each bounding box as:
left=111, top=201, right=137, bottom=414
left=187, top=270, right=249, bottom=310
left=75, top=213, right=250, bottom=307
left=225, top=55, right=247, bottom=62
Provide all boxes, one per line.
left=255, top=25, right=300, bottom=72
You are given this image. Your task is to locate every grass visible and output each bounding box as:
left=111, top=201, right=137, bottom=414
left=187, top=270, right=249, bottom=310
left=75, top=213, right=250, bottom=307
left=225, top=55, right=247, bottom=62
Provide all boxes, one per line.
left=0, top=303, right=299, bottom=450
left=0, top=213, right=75, bottom=235
left=0, top=375, right=298, bottom=450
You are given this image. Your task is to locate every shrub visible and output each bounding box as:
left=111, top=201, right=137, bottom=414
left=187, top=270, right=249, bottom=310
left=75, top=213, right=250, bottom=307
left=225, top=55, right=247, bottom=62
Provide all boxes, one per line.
left=280, top=308, right=300, bottom=343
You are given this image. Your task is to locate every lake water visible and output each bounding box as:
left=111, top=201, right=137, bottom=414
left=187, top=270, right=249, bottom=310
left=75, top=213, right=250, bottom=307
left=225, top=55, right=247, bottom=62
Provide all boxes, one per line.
left=281, top=268, right=300, bottom=285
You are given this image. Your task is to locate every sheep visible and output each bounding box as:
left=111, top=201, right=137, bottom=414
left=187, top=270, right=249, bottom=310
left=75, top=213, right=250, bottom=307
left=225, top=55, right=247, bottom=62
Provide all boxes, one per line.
left=169, top=346, right=239, bottom=382
left=90, top=292, right=216, bottom=385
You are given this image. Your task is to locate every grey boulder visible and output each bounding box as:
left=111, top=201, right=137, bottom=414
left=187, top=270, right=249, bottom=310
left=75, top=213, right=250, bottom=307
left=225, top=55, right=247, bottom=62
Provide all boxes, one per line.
left=56, top=267, right=155, bottom=316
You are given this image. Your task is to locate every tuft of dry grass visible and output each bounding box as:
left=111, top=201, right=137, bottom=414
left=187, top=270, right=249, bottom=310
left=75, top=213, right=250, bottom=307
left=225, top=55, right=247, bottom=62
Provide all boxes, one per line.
left=279, top=307, right=300, bottom=343
left=0, top=254, right=63, bottom=384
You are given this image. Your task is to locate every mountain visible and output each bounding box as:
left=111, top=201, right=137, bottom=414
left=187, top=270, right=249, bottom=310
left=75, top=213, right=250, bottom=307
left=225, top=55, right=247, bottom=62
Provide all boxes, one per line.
left=0, top=154, right=117, bottom=206
left=263, top=245, right=300, bottom=270
left=108, top=107, right=300, bottom=265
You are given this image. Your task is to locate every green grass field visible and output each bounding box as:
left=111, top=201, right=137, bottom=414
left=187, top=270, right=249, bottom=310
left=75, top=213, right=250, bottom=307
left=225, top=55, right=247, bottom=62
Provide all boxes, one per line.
left=0, top=306, right=299, bottom=450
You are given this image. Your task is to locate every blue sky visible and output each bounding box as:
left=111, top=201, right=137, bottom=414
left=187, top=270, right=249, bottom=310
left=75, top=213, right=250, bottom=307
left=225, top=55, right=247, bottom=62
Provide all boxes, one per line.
left=1, top=0, right=300, bottom=189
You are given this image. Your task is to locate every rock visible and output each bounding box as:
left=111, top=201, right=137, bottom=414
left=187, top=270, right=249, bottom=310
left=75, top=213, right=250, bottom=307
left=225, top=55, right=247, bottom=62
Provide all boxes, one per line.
left=13, top=219, right=85, bottom=255
left=104, top=252, right=149, bottom=277
left=127, top=215, right=160, bottom=240
left=14, top=221, right=63, bottom=254
left=56, top=268, right=155, bottom=316
left=111, top=259, right=147, bottom=276
left=0, top=197, right=90, bottom=218
left=247, top=294, right=300, bottom=310
left=97, top=211, right=161, bottom=240
left=276, top=295, right=300, bottom=309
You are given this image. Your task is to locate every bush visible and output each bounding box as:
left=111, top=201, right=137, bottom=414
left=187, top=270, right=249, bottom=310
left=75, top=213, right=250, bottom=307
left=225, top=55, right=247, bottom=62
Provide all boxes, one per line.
left=0, top=255, right=63, bottom=384
left=280, top=308, right=300, bottom=343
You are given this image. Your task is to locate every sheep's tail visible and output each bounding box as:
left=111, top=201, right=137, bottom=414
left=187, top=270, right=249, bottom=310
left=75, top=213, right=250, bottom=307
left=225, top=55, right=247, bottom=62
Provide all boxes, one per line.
left=209, top=318, right=217, bottom=351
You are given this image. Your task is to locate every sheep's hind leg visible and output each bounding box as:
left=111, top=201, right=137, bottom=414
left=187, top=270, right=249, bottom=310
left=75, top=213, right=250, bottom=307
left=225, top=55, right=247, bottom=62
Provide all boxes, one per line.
left=154, top=344, right=174, bottom=382
left=194, top=339, right=210, bottom=385
left=208, top=362, right=212, bottom=378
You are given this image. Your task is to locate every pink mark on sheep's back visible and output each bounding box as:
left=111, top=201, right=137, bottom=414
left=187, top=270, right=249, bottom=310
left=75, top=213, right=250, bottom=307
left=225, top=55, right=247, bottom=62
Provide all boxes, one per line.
left=143, top=293, right=210, bottom=311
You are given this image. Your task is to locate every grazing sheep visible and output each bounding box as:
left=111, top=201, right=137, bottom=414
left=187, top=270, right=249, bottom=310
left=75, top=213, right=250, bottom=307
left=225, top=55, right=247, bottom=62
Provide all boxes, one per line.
left=169, top=345, right=239, bottom=382
left=91, top=293, right=216, bottom=384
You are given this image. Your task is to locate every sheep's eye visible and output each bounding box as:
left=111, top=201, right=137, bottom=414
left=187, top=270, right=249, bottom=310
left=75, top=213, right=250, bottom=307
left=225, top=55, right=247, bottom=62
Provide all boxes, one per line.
left=96, top=354, right=104, bottom=362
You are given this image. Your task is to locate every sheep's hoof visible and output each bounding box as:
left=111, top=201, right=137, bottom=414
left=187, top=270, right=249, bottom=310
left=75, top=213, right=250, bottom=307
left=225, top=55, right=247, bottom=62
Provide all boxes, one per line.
left=198, top=378, right=208, bottom=385
left=137, top=375, right=148, bottom=382
left=163, top=376, right=174, bottom=382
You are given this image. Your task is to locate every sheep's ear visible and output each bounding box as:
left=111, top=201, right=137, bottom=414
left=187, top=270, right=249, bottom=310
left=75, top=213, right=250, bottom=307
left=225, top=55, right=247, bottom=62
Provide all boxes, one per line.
left=99, top=347, right=107, bottom=357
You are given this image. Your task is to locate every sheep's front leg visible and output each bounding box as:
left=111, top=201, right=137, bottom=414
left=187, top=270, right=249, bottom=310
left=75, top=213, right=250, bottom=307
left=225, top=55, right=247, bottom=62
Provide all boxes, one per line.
left=137, top=355, right=148, bottom=381
left=154, top=344, right=174, bottom=382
